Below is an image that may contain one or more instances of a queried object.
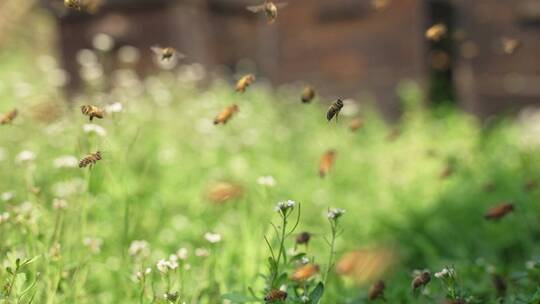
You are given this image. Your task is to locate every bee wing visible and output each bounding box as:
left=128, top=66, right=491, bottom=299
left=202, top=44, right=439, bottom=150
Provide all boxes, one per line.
left=150, top=46, right=163, bottom=55
left=173, top=50, right=187, bottom=59
left=246, top=4, right=265, bottom=13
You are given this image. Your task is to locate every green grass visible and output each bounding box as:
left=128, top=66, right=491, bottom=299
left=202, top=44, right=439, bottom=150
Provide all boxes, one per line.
left=1, top=50, right=540, bottom=304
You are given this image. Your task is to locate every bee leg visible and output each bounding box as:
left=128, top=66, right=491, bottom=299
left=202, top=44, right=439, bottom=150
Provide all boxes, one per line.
left=89, top=116, right=94, bottom=121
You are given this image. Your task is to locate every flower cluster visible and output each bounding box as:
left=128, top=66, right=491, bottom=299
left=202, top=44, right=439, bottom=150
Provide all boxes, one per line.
left=156, top=255, right=179, bottom=274
left=434, top=267, right=456, bottom=279
left=275, top=200, right=296, bottom=213
left=327, top=208, right=346, bottom=220
left=129, top=240, right=151, bottom=258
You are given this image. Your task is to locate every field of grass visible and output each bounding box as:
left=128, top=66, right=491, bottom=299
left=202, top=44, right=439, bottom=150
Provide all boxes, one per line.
left=2, top=40, right=540, bottom=304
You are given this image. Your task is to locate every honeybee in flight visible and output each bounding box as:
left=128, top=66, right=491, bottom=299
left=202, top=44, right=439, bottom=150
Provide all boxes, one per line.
left=425, top=23, right=447, bottom=42
left=319, top=149, right=336, bottom=178
left=79, top=151, right=102, bottom=168
left=326, top=98, right=344, bottom=122
left=501, top=37, right=521, bottom=55
left=235, top=74, right=256, bottom=93
left=214, top=104, right=239, bottom=125
left=246, top=1, right=288, bottom=24
left=412, top=271, right=431, bottom=291
left=81, top=105, right=105, bottom=121
left=484, top=202, right=514, bottom=220
left=368, top=280, right=386, bottom=301
left=301, top=86, right=316, bottom=103
left=0, top=109, right=18, bottom=125
left=263, top=289, right=287, bottom=303
left=64, top=0, right=82, bottom=10
left=291, top=263, right=319, bottom=281
left=150, top=46, right=186, bottom=62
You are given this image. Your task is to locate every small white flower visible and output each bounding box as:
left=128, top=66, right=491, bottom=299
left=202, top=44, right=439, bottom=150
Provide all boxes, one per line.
left=301, top=257, right=310, bottom=264
left=275, top=200, right=296, bottom=213
left=434, top=267, right=455, bottom=279
left=327, top=208, right=346, bottom=220
left=257, top=175, right=276, bottom=187
left=53, top=155, right=79, bottom=168
left=0, top=212, right=10, bottom=224
left=52, top=198, right=68, bottom=210
left=156, top=259, right=169, bottom=273
left=129, top=240, right=150, bottom=258
left=1, top=191, right=14, bottom=202
left=300, top=295, right=310, bottom=303
left=195, top=248, right=210, bottom=257
left=176, top=248, right=188, bottom=260
left=83, top=237, right=103, bottom=254
left=83, top=124, right=107, bottom=137
left=204, top=232, right=222, bottom=244
left=16, top=150, right=36, bottom=163
left=105, top=102, right=123, bottom=114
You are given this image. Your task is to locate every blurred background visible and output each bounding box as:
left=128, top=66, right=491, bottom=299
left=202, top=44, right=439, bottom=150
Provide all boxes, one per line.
left=2, top=0, right=539, bottom=119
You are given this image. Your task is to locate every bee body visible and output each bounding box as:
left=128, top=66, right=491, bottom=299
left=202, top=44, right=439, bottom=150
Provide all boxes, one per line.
left=214, top=104, right=239, bottom=125
left=291, top=263, right=319, bottom=281
left=64, top=0, right=82, bottom=10
left=301, top=86, right=316, bottom=103
left=235, top=74, right=256, bottom=93
left=319, top=150, right=336, bottom=178
left=79, top=151, right=102, bottom=168
left=502, top=38, right=521, bottom=55
left=295, top=231, right=311, bottom=245
left=81, top=105, right=105, bottom=121
left=425, top=23, right=447, bottom=41
left=247, top=1, right=287, bottom=24
left=484, top=203, right=514, bottom=220
left=368, top=280, right=385, bottom=301
left=326, top=99, right=343, bottom=122
left=264, top=289, right=287, bottom=303
left=0, top=109, right=18, bottom=125
left=412, top=271, right=431, bottom=290
left=151, top=46, right=185, bottom=62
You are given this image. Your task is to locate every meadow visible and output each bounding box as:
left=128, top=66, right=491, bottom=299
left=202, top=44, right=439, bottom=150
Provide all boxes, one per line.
left=1, top=38, right=540, bottom=304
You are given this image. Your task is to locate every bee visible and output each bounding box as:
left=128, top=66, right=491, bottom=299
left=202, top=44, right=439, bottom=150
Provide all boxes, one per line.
left=263, top=289, right=287, bottom=303
left=425, top=23, right=447, bottom=42
left=412, top=271, right=431, bottom=290
left=291, top=263, right=319, bottom=281
left=295, top=231, right=311, bottom=245
left=484, top=202, right=514, bottom=220
left=501, top=37, right=521, bottom=55
left=368, top=280, right=386, bottom=301
left=64, top=0, right=82, bottom=10
left=371, top=0, right=391, bottom=11
left=235, top=74, right=256, bottom=93
left=319, top=149, right=336, bottom=178
left=0, top=109, right=18, bottom=125
left=214, top=104, right=239, bottom=125
left=206, top=182, right=243, bottom=204
left=301, top=86, right=316, bottom=103
left=247, top=1, right=288, bottom=24
left=326, top=98, right=344, bottom=122
left=150, top=46, right=186, bottom=62
left=81, top=105, right=105, bottom=121
left=79, top=151, right=102, bottom=168
left=349, top=117, right=363, bottom=132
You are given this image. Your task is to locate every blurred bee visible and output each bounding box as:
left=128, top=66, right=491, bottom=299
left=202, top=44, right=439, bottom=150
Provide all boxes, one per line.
left=79, top=151, right=102, bottom=168
left=301, top=86, right=316, bottom=103
left=501, top=37, right=521, bottom=55
left=214, top=104, right=239, bottom=125
left=326, top=98, right=344, bottom=122
left=368, top=280, right=386, bottom=301
left=296, top=231, right=311, bottom=246
left=349, top=117, right=364, bottom=132
left=151, top=46, right=186, bottom=62
left=412, top=271, right=431, bottom=291
left=484, top=202, right=514, bottom=220
left=0, top=109, right=18, bottom=125
left=319, top=149, right=336, bottom=178
left=235, top=74, right=256, bottom=93
left=291, top=263, right=319, bottom=281
left=425, top=23, right=447, bottom=42
left=206, top=182, right=243, bottom=204
left=246, top=1, right=288, bottom=24
left=371, top=0, right=391, bottom=11
left=81, top=105, right=105, bottom=121
left=264, top=289, right=287, bottom=303
left=64, top=0, right=82, bottom=10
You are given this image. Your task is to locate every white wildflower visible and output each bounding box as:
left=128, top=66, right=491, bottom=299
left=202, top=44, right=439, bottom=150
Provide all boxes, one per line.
left=15, top=150, right=36, bottom=163
left=434, top=267, right=455, bottom=279
left=53, top=155, right=79, bottom=169
left=300, top=295, right=310, bottom=303
left=0, top=212, right=10, bottom=224
left=176, top=247, right=188, bottom=260
left=275, top=200, right=296, bottom=213
left=257, top=175, right=276, bottom=187
left=105, top=102, right=123, bottom=114
left=204, top=232, right=222, bottom=244
left=195, top=248, right=210, bottom=257
left=83, top=237, right=103, bottom=254
left=1, top=191, right=14, bottom=202
left=156, top=259, right=169, bottom=273
left=129, top=240, right=150, bottom=258
left=83, top=124, right=107, bottom=137
left=327, top=208, right=346, bottom=220
left=52, top=198, right=68, bottom=210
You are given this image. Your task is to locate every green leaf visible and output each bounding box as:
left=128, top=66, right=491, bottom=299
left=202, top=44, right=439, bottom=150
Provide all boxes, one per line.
left=308, top=282, right=324, bottom=304
left=222, top=292, right=259, bottom=303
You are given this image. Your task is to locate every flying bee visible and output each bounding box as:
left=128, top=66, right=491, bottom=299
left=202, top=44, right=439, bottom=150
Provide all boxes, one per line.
left=425, top=23, right=447, bottom=42
left=206, top=182, right=243, bottom=204
left=263, top=289, right=287, bottom=303
left=246, top=1, right=288, bottom=24
left=412, top=271, right=431, bottom=291
left=214, top=104, right=239, bottom=125
left=296, top=231, right=311, bottom=245
left=301, top=86, right=316, bottom=103
left=368, top=280, right=386, bottom=301
left=64, top=0, right=82, bottom=10
left=501, top=37, right=521, bottom=55
left=235, top=74, right=256, bottom=93
left=319, top=149, right=336, bottom=178
left=349, top=117, right=364, bottom=132
left=291, top=263, right=319, bottom=281
left=326, top=98, right=344, bottom=122
left=81, top=105, right=105, bottom=121
left=484, top=202, right=514, bottom=220
left=150, top=46, right=186, bottom=62
left=79, top=151, right=102, bottom=168
left=0, top=109, right=18, bottom=125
